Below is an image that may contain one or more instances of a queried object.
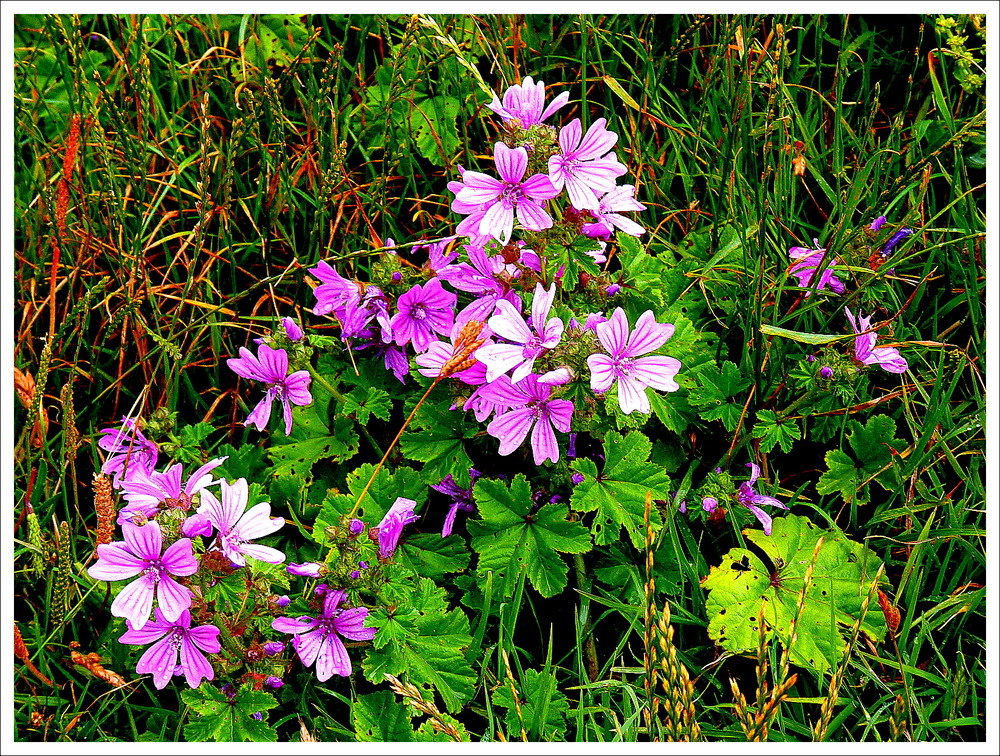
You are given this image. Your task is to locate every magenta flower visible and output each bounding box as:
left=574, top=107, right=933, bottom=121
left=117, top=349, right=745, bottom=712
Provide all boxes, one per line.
left=340, top=284, right=392, bottom=341
left=788, top=244, right=845, bottom=296
left=375, top=497, right=420, bottom=559
left=118, top=458, right=228, bottom=524
left=118, top=608, right=220, bottom=689
left=97, top=418, right=159, bottom=486
left=437, top=244, right=522, bottom=316
left=287, top=562, right=324, bottom=578
left=87, top=520, right=198, bottom=630
left=486, top=76, right=570, bottom=127
left=737, top=463, right=789, bottom=536
left=845, top=308, right=908, bottom=374
left=477, top=283, right=564, bottom=383
left=548, top=118, right=626, bottom=210
left=389, top=279, right=457, bottom=352
left=587, top=308, right=681, bottom=415
left=431, top=471, right=481, bottom=537
left=452, top=143, right=559, bottom=243
left=581, top=185, right=647, bottom=239
left=308, top=260, right=361, bottom=316
left=197, top=478, right=286, bottom=567
left=227, top=344, right=312, bottom=435
left=281, top=316, right=304, bottom=342
left=481, top=374, right=574, bottom=465
left=271, top=589, right=376, bottom=681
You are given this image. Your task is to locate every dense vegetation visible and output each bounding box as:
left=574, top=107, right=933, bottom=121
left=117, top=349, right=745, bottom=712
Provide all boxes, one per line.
left=13, top=13, right=986, bottom=742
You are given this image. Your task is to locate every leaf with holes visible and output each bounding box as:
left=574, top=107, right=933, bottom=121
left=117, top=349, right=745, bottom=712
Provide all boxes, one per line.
left=702, top=515, right=886, bottom=674
left=569, top=431, right=669, bottom=547
left=468, top=474, right=591, bottom=599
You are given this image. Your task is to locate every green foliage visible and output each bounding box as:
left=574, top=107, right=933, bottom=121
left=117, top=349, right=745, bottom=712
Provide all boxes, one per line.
left=352, top=690, right=458, bottom=741
left=690, top=361, right=753, bottom=431
left=816, top=415, right=907, bottom=503
left=468, top=474, right=591, bottom=598
left=181, top=687, right=278, bottom=742
left=363, top=577, right=476, bottom=713
left=569, top=431, right=669, bottom=547
left=751, top=409, right=802, bottom=454
left=400, top=398, right=476, bottom=485
left=340, top=385, right=393, bottom=425
left=492, top=669, right=570, bottom=740
left=314, top=463, right=427, bottom=543
left=266, top=384, right=359, bottom=478
left=703, top=515, right=887, bottom=674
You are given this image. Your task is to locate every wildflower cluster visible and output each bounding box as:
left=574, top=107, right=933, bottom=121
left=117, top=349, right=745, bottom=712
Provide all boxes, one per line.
left=305, top=76, right=678, bottom=478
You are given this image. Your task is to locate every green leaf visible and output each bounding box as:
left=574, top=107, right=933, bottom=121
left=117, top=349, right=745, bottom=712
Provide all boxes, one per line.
left=760, top=324, right=847, bottom=345
left=363, top=578, right=476, bottom=713
left=816, top=415, right=906, bottom=503
left=266, top=381, right=359, bottom=478
left=702, top=515, right=887, bottom=674
left=352, top=690, right=464, bottom=741
left=468, top=475, right=591, bottom=598
left=400, top=399, right=475, bottom=485
left=353, top=691, right=421, bottom=742
left=340, top=385, right=392, bottom=425
left=751, top=409, right=802, bottom=454
left=689, top=361, right=752, bottom=431
left=410, top=95, right=461, bottom=166
left=314, top=464, right=426, bottom=545
left=816, top=449, right=861, bottom=503
left=243, top=15, right=312, bottom=69
left=181, top=687, right=278, bottom=742
left=492, top=669, right=569, bottom=740
left=398, top=533, right=471, bottom=580
left=569, top=431, right=669, bottom=547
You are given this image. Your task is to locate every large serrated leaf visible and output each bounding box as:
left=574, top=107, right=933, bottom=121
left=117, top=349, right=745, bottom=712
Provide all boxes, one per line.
left=468, top=475, right=591, bottom=598
left=363, top=578, right=476, bottom=713
left=569, top=431, right=669, bottom=547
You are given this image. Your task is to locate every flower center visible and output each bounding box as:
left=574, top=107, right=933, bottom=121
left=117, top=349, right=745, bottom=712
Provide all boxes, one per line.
left=411, top=303, right=428, bottom=321
left=500, top=184, right=523, bottom=207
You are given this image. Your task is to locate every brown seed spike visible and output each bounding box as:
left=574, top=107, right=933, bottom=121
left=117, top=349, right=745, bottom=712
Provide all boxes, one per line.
left=93, top=474, right=117, bottom=552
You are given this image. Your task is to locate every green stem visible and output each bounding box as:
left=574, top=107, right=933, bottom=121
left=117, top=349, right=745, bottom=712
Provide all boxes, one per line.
left=347, top=376, right=441, bottom=519
left=573, top=552, right=599, bottom=682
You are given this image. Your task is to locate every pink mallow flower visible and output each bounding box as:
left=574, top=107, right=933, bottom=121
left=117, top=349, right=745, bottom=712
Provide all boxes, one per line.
left=87, top=520, right=198, bottom=630
left=788, top=243, right=845, bottom=296
left=197, top=478, right=286, bottom=567
left=227, top=344, right=312, bottom=435
left=548, top=118, right=626, bottom=210
left=587, top=308, right=681, bottom=415
left=118, top=608, right=221, bottom=689
left=582, top=185, right=647, bottom=239
left=97, top=418, right=159, bottom=487
left=737, top=463, right=789, bottom=536
left=481, top=374, right=574, bottom=465
left=477, top=283, right=564, bottom=383
left=375, top=497, right=420, bottom=559
left=389, top=279, right=457, bottom=353
left=486, top=76, right=570, bottom=127
left=118, top=458, right=228, bottom=525
left=845, top=308, right=908, bottom=374
left=272, top=589, right=376, bottom=681
left=452, top=143, right=559, bottom=244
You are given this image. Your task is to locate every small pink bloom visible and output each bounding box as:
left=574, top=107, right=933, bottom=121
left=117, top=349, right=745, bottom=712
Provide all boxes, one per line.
left=198, top=478, right=285, bottom=567
left=87, top=521, right=197, bottom=630
left=119, top=608, right=220, bottom=689
left=845, top=308, right=908, bottom=373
